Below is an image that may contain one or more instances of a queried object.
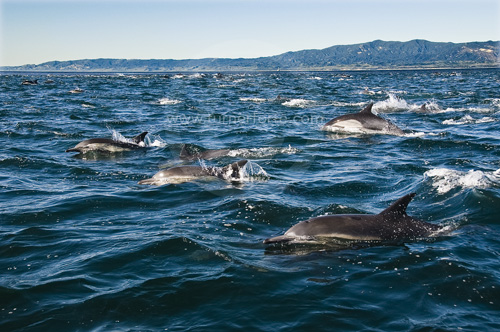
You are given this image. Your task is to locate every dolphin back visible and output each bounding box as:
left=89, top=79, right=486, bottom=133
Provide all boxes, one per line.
left=323, top=102, right=375, bottom=127
left=263, top=193, right=442, bottom=245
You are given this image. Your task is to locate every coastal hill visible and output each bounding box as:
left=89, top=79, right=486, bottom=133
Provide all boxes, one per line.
left=3, top=39, right=499, bottom=72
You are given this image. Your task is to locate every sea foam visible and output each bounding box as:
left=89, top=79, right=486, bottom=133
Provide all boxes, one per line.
left=424, top=168, right=500, bottom=194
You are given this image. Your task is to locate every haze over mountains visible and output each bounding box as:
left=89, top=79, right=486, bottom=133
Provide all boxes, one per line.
left=3, top=39, right=499, bottom=72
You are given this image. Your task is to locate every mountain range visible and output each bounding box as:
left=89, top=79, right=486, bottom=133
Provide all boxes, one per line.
left=3, top=39, right=499, bottom=72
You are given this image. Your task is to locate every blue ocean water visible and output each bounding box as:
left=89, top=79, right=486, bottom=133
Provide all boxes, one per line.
left=1, top=70, right=500, bottom=331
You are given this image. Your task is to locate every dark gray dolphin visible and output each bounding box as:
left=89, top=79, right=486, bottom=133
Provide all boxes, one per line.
left=322, top=103, right=404, bottom=135
left=263, top=193, right=441, bottom=244
left=138, top=160, right=248, bottom=185
left=21, top=79, right=38, bottom=85
left=66, top=132, right=148, bottom=154
left=179, top=144, right=230, bottom=161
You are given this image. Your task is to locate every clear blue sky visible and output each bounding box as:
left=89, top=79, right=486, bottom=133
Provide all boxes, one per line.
left=1, top=0, right=499, bottom=66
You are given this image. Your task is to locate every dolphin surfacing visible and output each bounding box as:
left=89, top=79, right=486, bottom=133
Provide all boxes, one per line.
left=263, top=193, right=441, bottom=244
left=138, top=160, right=248, bottom=185
left=322, top=103, right=404, bottom=135
left=66, top=132, right=148, bottom=154
left=179, top=144, right=231, bottom=161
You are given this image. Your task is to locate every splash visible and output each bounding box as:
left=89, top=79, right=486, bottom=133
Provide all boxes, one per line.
left=210, top=160, right=269, bottom=182
left=144, top=134, right=167, bottom=148
left=373, top=93, right=409, bottom=112
left=110, top=130, right=129, bottom=143
left=110, top=129, right=166, bottom=148
left=424, top=168, right=500, bottom=194
left=240, top=161, right=270, bottom=181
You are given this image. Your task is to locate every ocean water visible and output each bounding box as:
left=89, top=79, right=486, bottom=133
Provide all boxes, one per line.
left=1, top=69, right=500, bottom=331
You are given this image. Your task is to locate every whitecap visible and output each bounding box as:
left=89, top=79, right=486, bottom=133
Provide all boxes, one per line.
left=158, top=97, right=181, bottom=105
left=359, top=88, right=376, bottom=95
left=330, top=101, right=367, bottom=108
left=240, top=97, right=267, bottom=103
left=442, top=115, right=495, bottom=125
left=424, top=168, right=500, bottom=194
left=442, top=106, right=494, bottom=113
left=227, top=146, right=299, bottom=158
left=282, top=99, right=316, bottom=108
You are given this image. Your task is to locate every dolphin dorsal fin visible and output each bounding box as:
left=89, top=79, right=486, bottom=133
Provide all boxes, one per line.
left=360, top=102, right=374, bottom=114
left=179, top=144, right=192, bottom=158
left=379, top=193, right=416, bottom=217
left=359, top=103, right=373, bottom=114
left=222, top=160, right=248, bottom=178
left=132, top=132, right=148, bottom=144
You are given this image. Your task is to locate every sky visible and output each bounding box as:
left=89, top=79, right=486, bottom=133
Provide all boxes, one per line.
left=1, top=0, right=499, bottom=66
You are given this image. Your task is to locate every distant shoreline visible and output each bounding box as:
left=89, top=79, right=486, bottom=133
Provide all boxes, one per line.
left=2, top=66, right=499, bottom=75
left=2, top=40, right=498, bottom=73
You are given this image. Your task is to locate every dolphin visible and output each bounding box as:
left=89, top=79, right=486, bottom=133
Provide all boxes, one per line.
left=138, top=160, right=248, bottom=185
left=263, top=193, right=441, bottom=244
left=21, top=79, right=38, bottom=85
left=66, top=132, right=148, bottom=154
left=179, top=144, right=230, bottom=161
left=322, top=103, right=404, bottom=135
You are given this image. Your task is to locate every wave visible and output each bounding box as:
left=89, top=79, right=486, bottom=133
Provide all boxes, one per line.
left=424, top=168, right=500, bottom=194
